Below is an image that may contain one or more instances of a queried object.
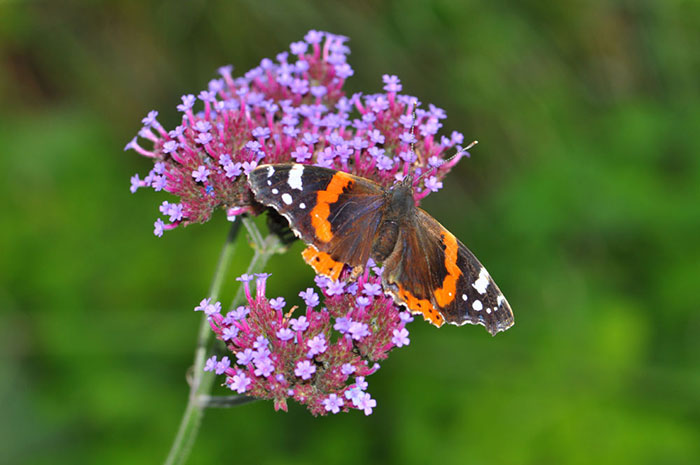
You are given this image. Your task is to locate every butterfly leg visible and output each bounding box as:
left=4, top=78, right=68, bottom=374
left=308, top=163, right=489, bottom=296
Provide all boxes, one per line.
left=349, top=264, right=364, bottom=281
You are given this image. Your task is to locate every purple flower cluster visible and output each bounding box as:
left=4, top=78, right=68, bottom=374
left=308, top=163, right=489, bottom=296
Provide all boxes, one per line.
left=200, top=262, right=413, bottom=416
left=126, top=30, right=470, bottom=236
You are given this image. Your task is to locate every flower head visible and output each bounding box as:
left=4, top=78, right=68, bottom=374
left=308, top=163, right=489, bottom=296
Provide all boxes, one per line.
left=205, top=270, right=411, bottom=416
left=127, top=30, right=470, bottom=236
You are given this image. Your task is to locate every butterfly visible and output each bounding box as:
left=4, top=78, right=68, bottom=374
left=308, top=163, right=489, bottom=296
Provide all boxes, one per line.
left=248, top=163, right=514, bottom=335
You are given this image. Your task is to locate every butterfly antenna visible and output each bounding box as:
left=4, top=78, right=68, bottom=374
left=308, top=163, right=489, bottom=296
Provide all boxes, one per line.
left=446, top=139, right=478, bottom=165
left=410, top=109, right=417, bottom=148
left=413, top=139, right=479, bottom=185
left=395, top=108, right=418, bottom=185
left=409, top=108, right=417, bottom=168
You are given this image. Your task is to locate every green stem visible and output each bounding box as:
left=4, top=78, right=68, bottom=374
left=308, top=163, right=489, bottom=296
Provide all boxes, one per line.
left=163, top=218, right=280, bottom=465
left=196, top=395, right=259, bottom=409
left=229, top=217, right=283, bottom=310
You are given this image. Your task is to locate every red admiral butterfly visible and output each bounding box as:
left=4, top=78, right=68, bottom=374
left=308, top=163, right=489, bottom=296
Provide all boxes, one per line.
left=248, top=163, right=514, bottom=335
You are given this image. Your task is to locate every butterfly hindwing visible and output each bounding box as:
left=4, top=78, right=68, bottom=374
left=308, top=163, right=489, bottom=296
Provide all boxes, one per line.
left=383, top=209, right=514, bottom=335
left=380, top=209, right=450, bottom=326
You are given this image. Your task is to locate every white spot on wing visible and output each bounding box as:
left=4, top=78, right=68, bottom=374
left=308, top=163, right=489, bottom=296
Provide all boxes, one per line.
left=472, top=300, right=483, bottom=311
left=486, top=308, right=492, bottom=314
left=472, top=267, right=490, bottom=295
left=497, top=295, right=505, bottom=307
left=288, top=164, right=304, bottom=191
left=267, top=166, right=275, bottom=177
left=281, top=193, right=293, bottom=205
left=272, top=188, right=279, bottom=194
left=267, top=180, right=272, bottom=186
left=299, top=202, right=306, bottom=209
left=462, top=294, right=468, bottom=301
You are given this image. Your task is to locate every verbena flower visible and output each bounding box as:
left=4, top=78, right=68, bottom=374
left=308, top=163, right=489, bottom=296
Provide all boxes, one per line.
left=202, top=270, right=411, bottom=416
left=126, top=30, right=471, bottom=236
left=130, top=30, right=477, bottom=416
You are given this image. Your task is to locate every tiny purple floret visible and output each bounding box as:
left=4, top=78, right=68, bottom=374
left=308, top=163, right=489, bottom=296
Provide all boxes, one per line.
left=307, top=334, right=328, bottom=357
left=295, top=360, right=316, bottom=380
left=392, top=327, right=410, bottom=347
left=323, top=394, right=344, bottom=414
left=230, top=371, right=252, bottom=394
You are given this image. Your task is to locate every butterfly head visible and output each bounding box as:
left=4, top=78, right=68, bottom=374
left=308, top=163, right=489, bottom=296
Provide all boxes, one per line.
left=387, top=178, right=416, bottom=218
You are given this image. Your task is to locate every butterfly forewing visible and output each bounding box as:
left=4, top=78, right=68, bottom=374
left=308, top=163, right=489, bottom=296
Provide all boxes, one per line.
left=445, top=240, right=514, bottom=335
left=248, top=163, right=385, bottom=267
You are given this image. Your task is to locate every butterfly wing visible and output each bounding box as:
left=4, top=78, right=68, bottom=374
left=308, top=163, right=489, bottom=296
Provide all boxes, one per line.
left=248, top=163, right=386, bottom=279
left=382, top=208, right=514, bottom=335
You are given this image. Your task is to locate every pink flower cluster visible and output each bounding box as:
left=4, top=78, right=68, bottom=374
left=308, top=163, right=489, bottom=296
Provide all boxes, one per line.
left=126, top=30, right=470, bottom=237
left=200, top=266, right=413, bottom=415
left=199, top=263, right=413, bottom=416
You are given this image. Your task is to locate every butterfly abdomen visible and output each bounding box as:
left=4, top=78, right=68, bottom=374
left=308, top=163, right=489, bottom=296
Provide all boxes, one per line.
left=370, top=183, right=415, bottom=262
left=371, top=220, right=399, bottom=262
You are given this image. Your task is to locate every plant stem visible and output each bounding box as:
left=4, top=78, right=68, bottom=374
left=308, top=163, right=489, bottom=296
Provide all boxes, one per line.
left=163, top=217, right=279, bottom=465
left=196, top=395, right=259, bottom=409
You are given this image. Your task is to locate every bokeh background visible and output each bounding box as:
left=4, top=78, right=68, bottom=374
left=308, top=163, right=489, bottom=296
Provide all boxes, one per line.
left=1, top=1, right=699, bottom=464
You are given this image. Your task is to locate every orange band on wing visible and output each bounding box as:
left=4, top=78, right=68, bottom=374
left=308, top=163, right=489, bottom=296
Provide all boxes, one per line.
left=302, top=245, right=344, bottom=281
left=433, top=230, right=462, bottom=307
left=397, top=284, right=445, bottom=327
left=310, top=172, right=354, bottom=243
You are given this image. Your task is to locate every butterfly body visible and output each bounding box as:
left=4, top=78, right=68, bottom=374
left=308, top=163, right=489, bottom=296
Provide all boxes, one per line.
left=248, top=163, right=514, bottom=335
left=369, top=179, right=412, bottom=262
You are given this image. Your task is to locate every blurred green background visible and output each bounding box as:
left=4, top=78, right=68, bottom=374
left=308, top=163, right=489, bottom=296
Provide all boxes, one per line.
left=1, top=1, right=699, bottom=464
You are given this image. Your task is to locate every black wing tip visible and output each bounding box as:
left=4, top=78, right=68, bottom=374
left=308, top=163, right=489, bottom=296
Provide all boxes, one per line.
left=486, top=317, right=515, bottom=336
left=486, top=302, right=515, bottom=336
